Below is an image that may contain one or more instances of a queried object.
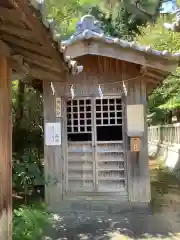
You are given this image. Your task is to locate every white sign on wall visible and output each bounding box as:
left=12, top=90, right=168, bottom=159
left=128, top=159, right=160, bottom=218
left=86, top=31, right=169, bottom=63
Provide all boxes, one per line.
left=45, top=122, right=61, bottom=146
left=127, top=104, right=144, bottom=136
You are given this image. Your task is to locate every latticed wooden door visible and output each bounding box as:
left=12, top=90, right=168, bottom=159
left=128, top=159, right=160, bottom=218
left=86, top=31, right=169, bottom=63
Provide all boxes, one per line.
left=65, top=97, right=127, bottom=200
left=66, top=98, right=94, bottom=196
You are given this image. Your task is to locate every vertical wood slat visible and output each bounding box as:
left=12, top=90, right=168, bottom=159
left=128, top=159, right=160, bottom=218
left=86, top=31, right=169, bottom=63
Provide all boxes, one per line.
left=92, top=98, right=98, bottom=191
left=126, top=79, right=133, bottom=202
left=140, top=80, right=151, bottom=202
left=0, top=56, right=12, bottom=239
left=43, top=81, right=65, bottom=210
left=61, top=97, right=68, bottom=195
left=121, top=61, right=130, bottom=200
left=126, top=78, right=150, bottom=203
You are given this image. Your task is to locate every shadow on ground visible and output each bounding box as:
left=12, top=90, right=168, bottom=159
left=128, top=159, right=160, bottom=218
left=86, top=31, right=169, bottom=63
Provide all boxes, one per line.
left=44, top=162, right=180, bottom=240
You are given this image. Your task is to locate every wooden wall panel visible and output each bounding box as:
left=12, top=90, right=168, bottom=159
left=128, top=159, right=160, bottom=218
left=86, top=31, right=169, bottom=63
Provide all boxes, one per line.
left=57, top=55, right=140, bottom=98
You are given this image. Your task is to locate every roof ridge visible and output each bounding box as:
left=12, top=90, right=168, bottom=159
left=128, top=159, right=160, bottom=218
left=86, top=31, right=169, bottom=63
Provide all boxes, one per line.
left=61, top=14, right=179, bottom=61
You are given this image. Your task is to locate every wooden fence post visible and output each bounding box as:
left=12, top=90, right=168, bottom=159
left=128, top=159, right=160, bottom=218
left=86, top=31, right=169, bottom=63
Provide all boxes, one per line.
left=0, top=56, right=12, bottom=239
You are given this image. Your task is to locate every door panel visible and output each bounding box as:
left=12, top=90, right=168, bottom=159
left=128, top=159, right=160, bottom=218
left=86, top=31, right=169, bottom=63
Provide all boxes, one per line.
left=95, top=98, right=126, bottom=194
left=66, top=98, right=94, bottom=194
left=68, top=142, right=94, bottom=192
left=65, top=97, right=127, bottom=199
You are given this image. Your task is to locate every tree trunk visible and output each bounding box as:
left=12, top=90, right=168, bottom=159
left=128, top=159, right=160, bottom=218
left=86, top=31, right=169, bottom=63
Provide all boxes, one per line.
left=176, top=109, right=180, bottom=122
left=167, top=111, right=172, bottom=124
left=14, top=80, right=25, bottom=126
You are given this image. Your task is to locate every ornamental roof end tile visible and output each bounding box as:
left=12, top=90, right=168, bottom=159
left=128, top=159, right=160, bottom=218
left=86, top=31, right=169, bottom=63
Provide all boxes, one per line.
left=61, top=14, right=180, bottom=62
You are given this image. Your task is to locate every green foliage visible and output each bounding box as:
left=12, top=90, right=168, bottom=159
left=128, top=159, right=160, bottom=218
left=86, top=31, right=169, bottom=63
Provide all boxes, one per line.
left=12, top=81, right=44, bottom=195
left=45, top=0, right=98, bottom=38
left=13, top=150, right=44, bottom=195
left=136, top=13, right=180, bottom=124
left=45, top=0, right=162, bottom=40
left=13, top=202, right=51, bottom=240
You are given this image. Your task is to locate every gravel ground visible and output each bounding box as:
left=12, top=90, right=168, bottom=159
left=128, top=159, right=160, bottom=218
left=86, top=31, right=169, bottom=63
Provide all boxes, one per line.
left=44, top=164, right=180, bottom=240
left=44, top=201, right=180, bottom=240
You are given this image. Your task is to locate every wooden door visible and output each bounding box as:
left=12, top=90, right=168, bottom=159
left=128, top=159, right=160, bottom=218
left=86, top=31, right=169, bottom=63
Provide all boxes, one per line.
left=95, top=97, right=127, bottom=200
left=65, top=97, right=127, bottom=200
left=66, top=98, right=95, bottom=198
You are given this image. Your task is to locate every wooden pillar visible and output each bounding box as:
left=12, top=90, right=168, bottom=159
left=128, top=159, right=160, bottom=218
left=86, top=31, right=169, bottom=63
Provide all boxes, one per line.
left=0, top=56, right=12, bottom=239
left=126, top=79, right=150, bottom=203
left=43, top=81, right=65, bottom=211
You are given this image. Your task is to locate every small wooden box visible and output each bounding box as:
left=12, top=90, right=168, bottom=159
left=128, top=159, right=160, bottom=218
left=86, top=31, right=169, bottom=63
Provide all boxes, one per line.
left=130, top=137, right=140, bottom=152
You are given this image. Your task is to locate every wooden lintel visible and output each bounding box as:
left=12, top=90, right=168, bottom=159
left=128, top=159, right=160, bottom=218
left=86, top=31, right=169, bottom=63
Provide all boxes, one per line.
left=14, top=0, right=67, bottom=70
left=0, top=7, right=25, bottom=25
left=9, top=54, right=30, bottom=76
left=145, top=76, right=162, bottom=84
left=2, top=34, right=50, bottom=57
left=0, top=56, right=12, bottom=239
left=1, top=0, right=15, bottom=8
left=14, top=0, right=47, bottom=45
left=145, top=71, right=165, bottom=80
left=0, top=23, right=38, bottom=43
left=148, top=69, right=168, bottom=77
left=147, top=83, right=156, bottom=93
left=10, top=54, right=24, bottom=66
left=0, top=39, right=11, bottom=57
left=13, top=47, right=62, bottom=71
left=30, top=65, right=62, bottom=81
left=140, top=65, right=147, bottom=74
left=65, top=40, right=178, bottom=72
left=24, top=57, right=62, bottom=74
left=142, top=66, right=168, bottom=76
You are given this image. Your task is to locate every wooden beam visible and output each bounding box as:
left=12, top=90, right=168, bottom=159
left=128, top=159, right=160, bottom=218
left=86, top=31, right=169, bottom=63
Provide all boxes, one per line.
left=145, top=76, right=160, bottom=84
left=148, top=69, right=168, bottom=77
left=0, top=56, right=12, bottom=239
left=24, top=57, right=62, bottom=74
left=2, top=34, right=49, bottom=57
left=13, top=0, right=46, bottom=45
left=13, top=47, right=62, bottom=72
left=0, top=40, right=11, bottom=57
left=9, top=53, right=61, bottom=80
left=9, top=54, right=30, bottom=75
left=0, top=23, right=38, bottom=43
left=141, top=66, right=168, bottom=77
left=145, top=72, right=165, bottom=80
left=0, top=0, right=14, bottom=8
left=0, top=7, right=26, bottom=25
left=30, top=65, right=62, bottom=81
left=65, top=40, right=178, bottom=72
left=14, top=0, right=67, bottom=69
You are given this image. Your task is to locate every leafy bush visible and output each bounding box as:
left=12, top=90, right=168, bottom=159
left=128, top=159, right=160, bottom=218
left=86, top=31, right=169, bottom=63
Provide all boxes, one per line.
left=13, top=202, right=52, bottom=240
left=13, top=150, right=44, bottom=197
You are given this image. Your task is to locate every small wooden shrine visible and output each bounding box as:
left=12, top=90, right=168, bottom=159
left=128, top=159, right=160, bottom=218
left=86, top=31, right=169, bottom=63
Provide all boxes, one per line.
left=0, top=0, right=80, bottom=238
left=43, top=15, right=179, bottom=211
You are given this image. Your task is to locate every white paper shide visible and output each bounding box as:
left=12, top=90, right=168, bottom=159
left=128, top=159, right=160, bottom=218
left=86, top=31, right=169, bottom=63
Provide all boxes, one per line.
left=45, top=122, right=61, bottom=146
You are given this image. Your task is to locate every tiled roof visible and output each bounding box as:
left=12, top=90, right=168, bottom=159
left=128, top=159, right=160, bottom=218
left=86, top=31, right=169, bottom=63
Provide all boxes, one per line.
left=61, top=14, right=180, bottom=61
